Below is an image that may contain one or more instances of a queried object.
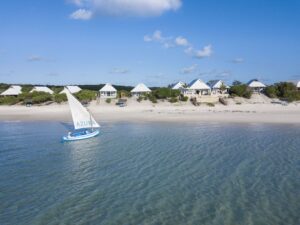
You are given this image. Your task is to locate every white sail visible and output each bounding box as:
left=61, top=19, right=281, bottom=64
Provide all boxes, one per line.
left=66, top=91, right=100, bottom=130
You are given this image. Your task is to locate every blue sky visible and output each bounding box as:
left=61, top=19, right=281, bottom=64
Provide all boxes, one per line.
left=0, top=0, right=299, bottom=86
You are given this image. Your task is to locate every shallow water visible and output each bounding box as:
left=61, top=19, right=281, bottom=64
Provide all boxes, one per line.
left=0, top=121, right=299, bottom=225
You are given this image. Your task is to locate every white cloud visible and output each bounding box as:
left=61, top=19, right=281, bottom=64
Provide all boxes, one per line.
left=69, top=0, right=182, bottom=17
left=194, top=45, right=213, bottom=58
left=184, top=45, right=213, bottom=59
left=70, top=8, right=93, bottom=20
left=144, top=30, right=166, bottom=42
left=175, top=36, right=189, bottom=46
left=145, top=30, right=213, bottom=59
left=181, top=64, right=197, bottom=74
left=144, top=30, right=174, bottom=48
left=153, top=30, right=163, bottom=41
left=110, top=68, right=129, bottom=74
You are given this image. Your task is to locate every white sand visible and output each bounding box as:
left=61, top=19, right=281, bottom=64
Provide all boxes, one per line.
left=0, top=96, right=300, bottom=124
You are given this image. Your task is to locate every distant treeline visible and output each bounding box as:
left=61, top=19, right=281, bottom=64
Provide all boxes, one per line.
left=78, top=84, right=161, bottom=91
left=0, top=83, right=161, bottom=92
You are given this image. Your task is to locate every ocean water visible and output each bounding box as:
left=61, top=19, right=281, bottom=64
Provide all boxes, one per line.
left=0, top=121, right=299, bottom=225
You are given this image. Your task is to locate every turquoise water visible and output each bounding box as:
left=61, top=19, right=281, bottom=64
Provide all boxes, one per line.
left=0, top=122, right=299, bottom=225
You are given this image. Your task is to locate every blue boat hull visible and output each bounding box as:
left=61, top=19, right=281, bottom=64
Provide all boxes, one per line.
left=62, top=129, right=100, bottom=141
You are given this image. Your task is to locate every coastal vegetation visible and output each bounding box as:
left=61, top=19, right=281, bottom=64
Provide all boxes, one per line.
left=229, top=81, right=252, bottom=99
left=19, top=91, right=53, bottom=104
left=264, top=82, right=300, bottom=102
left=153, top=88, right=180, bottom=99
left=147, top=94, right=158, bottom=103
left=51, top=86, right=64, bottom=94
left=74, top=90, right=97, bottom=102
left=179, top=95, right=189, bottom=102
left=21, top=85, right=33, bottom=93
left=0, top=90, right=66, bottom=105
left=117, top=90, right=131, bottom=98
left=135, top=88, right=180, bottom=104
left=1, top=81, right=300, bottom=106
left=0, top=96, right=19, bottom=105
left=0, top=83, right=10, bottom=94
left=168, top=97, right=178, bottom=103
left=54, top=93, right=67, bottom=103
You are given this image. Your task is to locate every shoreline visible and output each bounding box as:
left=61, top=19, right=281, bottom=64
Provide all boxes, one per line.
left=1, top=100, right=300, bottom=125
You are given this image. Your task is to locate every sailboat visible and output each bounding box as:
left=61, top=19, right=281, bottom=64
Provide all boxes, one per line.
left=62, top=90, right=100, bottom=141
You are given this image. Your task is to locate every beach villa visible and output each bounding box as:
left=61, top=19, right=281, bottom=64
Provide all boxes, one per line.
left=0, top=85, right=22, bottom=96
left=247, top=79, right=266, bottom=93
left=172, top=81, right=186, bottom=90
left=131, top=83, right=151, bottom=97
left=99, top=83, right=117, bottom=98
left=60, top=86, right=81, bottom=94
left=182, top=79, right=211, bottom=97
left=207, top=80, right=229, bottom=95
left=30, top=86, right=54, bottom=94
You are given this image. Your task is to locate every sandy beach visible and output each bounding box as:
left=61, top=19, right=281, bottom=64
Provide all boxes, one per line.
left=0, top=97, right=300, bottom=124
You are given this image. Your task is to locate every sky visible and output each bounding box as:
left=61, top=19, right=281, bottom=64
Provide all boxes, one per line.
left=0, top=0, right=300, bottom=86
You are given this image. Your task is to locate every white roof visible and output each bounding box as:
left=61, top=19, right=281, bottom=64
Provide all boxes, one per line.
left=208, top=80, right=229, bottom=89
left=172, top=81, right=185, bottom=90
left=188, top=79, right=211, bottom=90
left=31, top=86, right=54, bottom=94
left=0, top=85, right=22, bottom=96
left=131, top=83, right=151, bottom=93
left=248, top=80, right=266, bottom=88
left=60, top=86, right=81, bottom=94
left=100, top=83, right=117, bottom=92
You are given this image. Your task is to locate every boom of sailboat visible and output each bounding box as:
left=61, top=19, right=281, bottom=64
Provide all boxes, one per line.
left=62, top=90, right=100, bottom=141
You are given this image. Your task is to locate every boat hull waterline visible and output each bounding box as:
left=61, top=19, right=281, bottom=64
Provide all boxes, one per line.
left=62, top=129, right=100, bottom=141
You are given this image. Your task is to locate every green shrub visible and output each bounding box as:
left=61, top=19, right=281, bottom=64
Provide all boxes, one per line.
left=229, top=84, right=252, bottom=99
left=263, top=82, right=300, bottom=102
left=31, top=92, right=52, bottom=104
left=137, top=96, right=143, bottom=102
left=0, top=83, right=10, bottom=94
left=153, top=88, right=180, bottom=99
left=169, top=97, right=178, bottom=103
left=75, top=90, right=97, bottom=102
left=54, top=93, right=67, bottom=103
left=18, top=91, right=53, bottom=104
left=105, top=98, right=111, bottom=104
left=0, top=96, right=19, bottom=105
left=51, top=86, right=64, bottom=94
left=264, top=85, right=278, bottom=98
left=148, top=94, right=157, bottom=103
left=118, top=90, right=131, bottom=98
left=207, top=103, right=215, bottom=107
left=180, top=94, right=188, bottom=102
left=21, top=85, right=33, bottom=93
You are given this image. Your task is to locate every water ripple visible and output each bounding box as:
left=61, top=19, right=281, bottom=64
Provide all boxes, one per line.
left=0, top=122, right=299, bottom=225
